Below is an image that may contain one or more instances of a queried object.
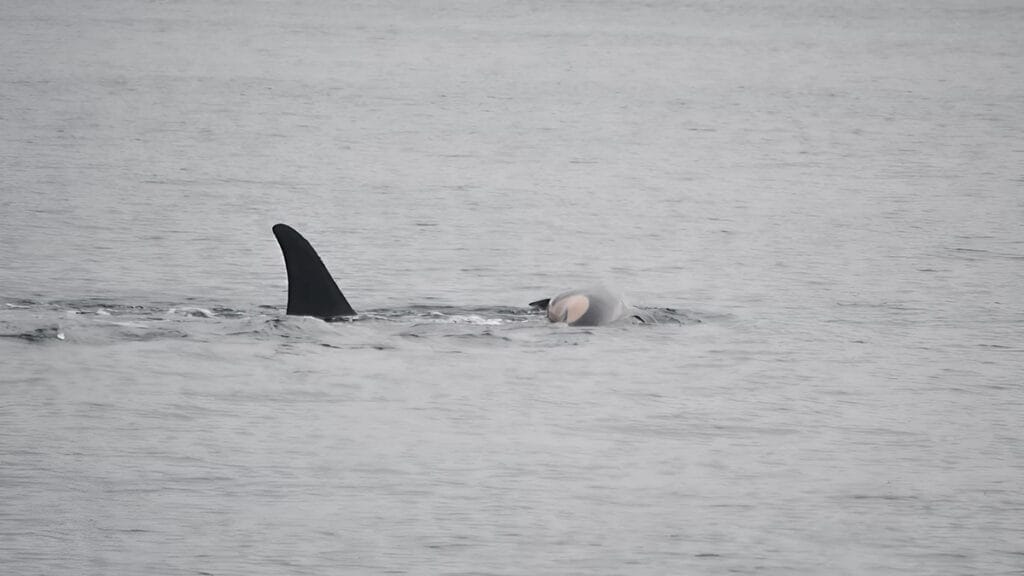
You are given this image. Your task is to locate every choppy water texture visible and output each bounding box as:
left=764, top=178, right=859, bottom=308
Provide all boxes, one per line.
left=2, top=1, right=1023, bottom=574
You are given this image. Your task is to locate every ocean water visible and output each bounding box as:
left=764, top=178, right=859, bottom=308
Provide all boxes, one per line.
left=2, top=1, right=1023, bottom=574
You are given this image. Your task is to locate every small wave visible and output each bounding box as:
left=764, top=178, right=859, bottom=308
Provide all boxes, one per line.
left=1, top=299, right=705, bottom=348
left=361, top=305, right=531, bottom=325
left=0, top=326, right=63, bottom=342
left=418, top=313, right=505, bottom=326
left=167, top=307, right=216, bottom=318
left=642, top=307, right=711, bottom=325
left=949, top=246, right=1024, bottom=261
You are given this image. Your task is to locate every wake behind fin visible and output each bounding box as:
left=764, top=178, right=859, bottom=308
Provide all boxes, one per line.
left=272, top=223, right=356, bottom=318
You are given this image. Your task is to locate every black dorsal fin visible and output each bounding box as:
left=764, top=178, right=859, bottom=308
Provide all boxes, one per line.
left=529, top=298, right=551, bottom=310
left=272, top=224, right=356, bottom=318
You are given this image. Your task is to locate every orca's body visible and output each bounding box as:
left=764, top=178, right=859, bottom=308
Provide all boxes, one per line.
left=272, top=223, right=643, bottom=326
left=528, top=288, right=641, bottom=327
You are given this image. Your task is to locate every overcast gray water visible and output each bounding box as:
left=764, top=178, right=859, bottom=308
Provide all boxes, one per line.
left=2, top=1, right=1023, bottom=574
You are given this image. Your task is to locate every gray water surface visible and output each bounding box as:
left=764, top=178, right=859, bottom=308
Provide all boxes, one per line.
left=2, top=1, right=1023, bottom=574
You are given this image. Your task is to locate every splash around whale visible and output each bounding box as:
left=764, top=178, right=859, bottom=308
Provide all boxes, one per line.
left=272, top=223, right=650, bottom=327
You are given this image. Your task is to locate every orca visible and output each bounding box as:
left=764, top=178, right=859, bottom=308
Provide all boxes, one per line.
left=272, top=223, right=646, bottom=326
left=529, top=288, right=649, bottom=326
